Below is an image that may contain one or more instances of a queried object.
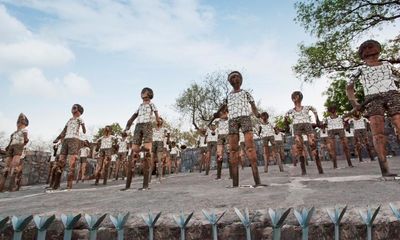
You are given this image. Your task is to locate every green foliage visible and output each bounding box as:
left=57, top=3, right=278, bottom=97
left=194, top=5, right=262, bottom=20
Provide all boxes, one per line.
left=295, top=0, right=400, bottom=40
left=294, top=40, right=359, bottom=82
left=294, top=0, right=400, bottom=114
left=93, top=123, right=123, bottom=141
left=163, top=120, right=199, bottom=147
left=176, top=83, right=207, bottom=123
left=294, top=0, right=400, bottom=82
left=323, top=78, right=365, bottom=116
left=274, top=115, right=288, bottom=130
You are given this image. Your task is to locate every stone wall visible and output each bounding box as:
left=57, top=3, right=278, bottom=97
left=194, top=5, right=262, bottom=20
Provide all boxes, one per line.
left=1, top=207, right=400, bottom=239
left=0, top=150, right=52, bottom=186
left=181, top=130, right=400, bottom=172
left=22, top=150, right=51, bottom=185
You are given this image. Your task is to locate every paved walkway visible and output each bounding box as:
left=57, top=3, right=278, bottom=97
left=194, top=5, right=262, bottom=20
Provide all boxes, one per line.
left=1, top=157, right=400, bottom=217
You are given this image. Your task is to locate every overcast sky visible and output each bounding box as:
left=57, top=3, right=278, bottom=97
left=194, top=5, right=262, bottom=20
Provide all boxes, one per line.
left=0, top=0, right=397, bottom=145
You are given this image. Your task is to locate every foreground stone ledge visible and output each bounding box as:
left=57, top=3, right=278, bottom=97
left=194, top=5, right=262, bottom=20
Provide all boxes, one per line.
left=1, top=206, right=400, bottom=240
left=2, top=160, right=400, bottom=239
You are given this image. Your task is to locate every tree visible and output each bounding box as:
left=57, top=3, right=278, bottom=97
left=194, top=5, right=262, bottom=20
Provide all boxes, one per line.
left=175, top=83, right=208, bottom=128
left=163, top=120, right=199, bottom=147
left=294, top=0, right=400, bottom=82
left=179, top=130, right=199, bottom=147
left=294, top=0, right=400, bottom=113
left=175, top=70, right=271, bottom=145
left=93, top=123, right=123, bottom=141
left=27, top=138, right=52, bottom=152
left=274, top=115, right=288, bottom=130
left=175, top=70, right=231, bottom=128
left=323, top=78, right=365, bottom=116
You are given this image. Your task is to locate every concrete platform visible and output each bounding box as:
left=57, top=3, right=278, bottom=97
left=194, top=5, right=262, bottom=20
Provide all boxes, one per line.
left=1, top=157, right=400, bottom=239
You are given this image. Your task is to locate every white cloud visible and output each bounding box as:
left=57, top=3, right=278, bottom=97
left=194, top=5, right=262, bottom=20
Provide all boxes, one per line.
left=0, top=40, right=74, bottom=72
left=62, top=73, right=92, bottom=96
left=10, top=68, right=92, bottom=97
left=0, top=5, right=74, bottom=73
left=0, top=111, right=15, bottom=136
left=0, top=3, right=91, bottom=97
left=4, top=0, right=306, bottom=119
left=10, top=68, right=57, bottom=97
left=1, top=1, right=294, bottom=84
left=2, top=1, right=220, bottom=66
left=3, top=0, right=302, bottom=88
left=0, top=4, right=31, bottom=42
left=3, top=1, right=399, bottom=83
left=10, top=0, right=213, bottom=52
left=0, top=0, right=398, bottom=145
